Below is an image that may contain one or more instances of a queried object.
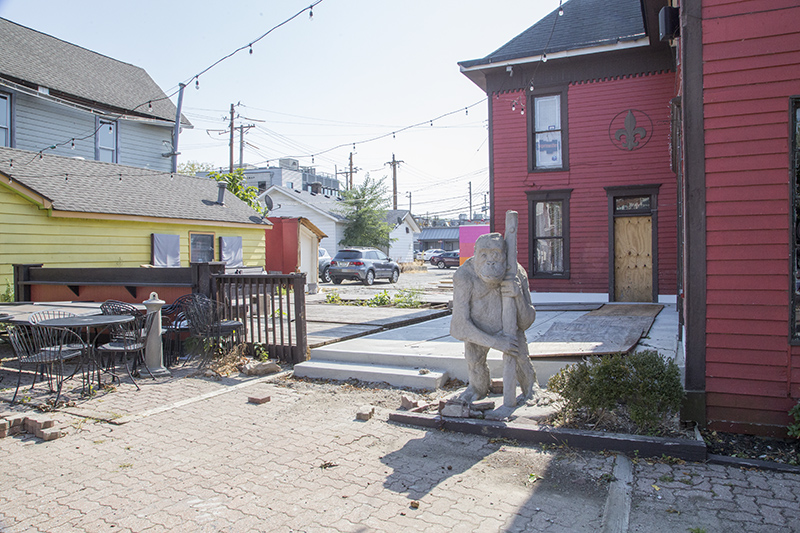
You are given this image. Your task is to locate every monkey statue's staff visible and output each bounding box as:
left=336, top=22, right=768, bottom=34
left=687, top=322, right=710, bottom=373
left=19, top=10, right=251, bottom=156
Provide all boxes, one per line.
left=503, top=211, right=521, bottom=408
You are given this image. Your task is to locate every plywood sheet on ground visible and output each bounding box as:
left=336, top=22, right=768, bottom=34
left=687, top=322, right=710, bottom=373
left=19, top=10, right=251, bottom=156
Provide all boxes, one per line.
left=528, top=304, right=663, bottom=358
left=307, top=322, right=385, bottom=347
left=585, top=303, right=663, bottom=317
left=305, top=304, right=450, bottom=348
left=534, top=303, right=603, bottom=312
left=306, top=305, right=448, bottom=326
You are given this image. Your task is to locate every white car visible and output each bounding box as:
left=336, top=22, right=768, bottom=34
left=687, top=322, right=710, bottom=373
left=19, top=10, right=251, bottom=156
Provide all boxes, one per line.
left=422, top=249, right=445, bottom=261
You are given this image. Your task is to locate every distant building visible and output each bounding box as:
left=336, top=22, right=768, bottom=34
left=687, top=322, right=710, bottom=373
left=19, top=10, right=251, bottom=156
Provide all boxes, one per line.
left=214, top=159, right=342, bottom=197
left=418, top=227, right=460, bottom=252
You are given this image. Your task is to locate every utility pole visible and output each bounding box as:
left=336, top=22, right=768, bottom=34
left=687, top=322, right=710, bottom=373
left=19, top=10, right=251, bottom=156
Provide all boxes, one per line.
left=170, top=83, right=185, bottom=173
left=349, top=152, right=354, bottom=190
left=236, top=124, right=254, bottom=169
left=229, top=103, right=235, bottom=173
left=406, top=191, right=412, bottom=213
left=469, top=181, right=473, bottom=222
left=385, top=153, right=404, bottom=210
left=335, top=165, right=348, bottom=192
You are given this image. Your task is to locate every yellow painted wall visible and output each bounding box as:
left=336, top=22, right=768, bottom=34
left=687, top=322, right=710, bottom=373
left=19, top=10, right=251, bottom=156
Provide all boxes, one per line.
left=0, top=185, right=266, bottom=289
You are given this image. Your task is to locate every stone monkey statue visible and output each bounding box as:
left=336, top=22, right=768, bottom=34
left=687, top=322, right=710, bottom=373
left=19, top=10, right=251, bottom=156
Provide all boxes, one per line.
left=449, top=232, right=537, bottom=403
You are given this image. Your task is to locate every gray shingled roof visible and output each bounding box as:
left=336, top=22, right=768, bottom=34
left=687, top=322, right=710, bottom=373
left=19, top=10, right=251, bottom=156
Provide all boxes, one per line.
left=0, top=18, right=188, bottom=125
left=385, top=209, right=411, bottom=228
left=0, top=147, right=267, bottom=226
left=268, top=185, right=348, bottom=221
left=458, top=0, right=646, bottom=69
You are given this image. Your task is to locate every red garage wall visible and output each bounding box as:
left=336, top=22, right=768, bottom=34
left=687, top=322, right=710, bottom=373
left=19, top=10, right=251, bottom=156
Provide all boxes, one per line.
left=265, top=218, right=300, bottom=274
left=491, top=70, right=677, bottom=297
left=700, top=0, right=800, bottom=434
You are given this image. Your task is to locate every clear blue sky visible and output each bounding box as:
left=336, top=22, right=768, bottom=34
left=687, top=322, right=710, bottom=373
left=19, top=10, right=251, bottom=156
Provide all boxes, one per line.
left=0, top=0, right=559, bottom=218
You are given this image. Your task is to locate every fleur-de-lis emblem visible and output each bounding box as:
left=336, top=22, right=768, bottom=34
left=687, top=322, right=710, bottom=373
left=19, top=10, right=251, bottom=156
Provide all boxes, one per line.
left=615, top=110, right=647, bottom=150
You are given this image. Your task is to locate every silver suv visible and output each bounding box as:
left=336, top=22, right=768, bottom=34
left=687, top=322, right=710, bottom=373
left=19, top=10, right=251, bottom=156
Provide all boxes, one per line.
left=329, top=248, right=400, bottom=286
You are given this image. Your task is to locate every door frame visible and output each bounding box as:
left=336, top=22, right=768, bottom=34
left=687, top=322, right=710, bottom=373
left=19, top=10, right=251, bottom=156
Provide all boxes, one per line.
left=605, top=184, right=661, bottom=302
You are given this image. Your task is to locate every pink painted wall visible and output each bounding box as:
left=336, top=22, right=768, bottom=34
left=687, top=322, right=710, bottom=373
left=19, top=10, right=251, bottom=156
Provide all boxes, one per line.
left=458, top=225, right=490, bottom=265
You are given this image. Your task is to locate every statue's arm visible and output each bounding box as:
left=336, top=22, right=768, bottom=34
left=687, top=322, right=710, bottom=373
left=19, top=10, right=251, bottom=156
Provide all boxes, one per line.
left=500, top=264, right=536, bottom=331
left=515, top=265, right=536, bottom=330
left=450, top=270, right=518, bottom=353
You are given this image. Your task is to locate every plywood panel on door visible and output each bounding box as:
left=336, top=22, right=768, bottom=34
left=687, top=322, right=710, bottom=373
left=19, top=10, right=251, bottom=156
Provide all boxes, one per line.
left=614, top=216, right=652, bottom=301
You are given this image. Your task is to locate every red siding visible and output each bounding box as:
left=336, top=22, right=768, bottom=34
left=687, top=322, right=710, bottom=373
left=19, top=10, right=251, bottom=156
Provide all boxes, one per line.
left=492, top=72, right=677, bottom=296
left=701, top=0, right=800, bottom=434
left=264, top=218, right=300, bottom=274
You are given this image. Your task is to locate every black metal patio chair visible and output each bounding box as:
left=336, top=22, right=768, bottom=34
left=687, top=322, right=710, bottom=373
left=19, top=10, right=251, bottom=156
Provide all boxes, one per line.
left=183, top=294, right=243, bottom=369
left=161, top=294, right=194, bottom=367
left=7, top=324, right=88, bottom=405
left=94, top=311, right=157, bottom=390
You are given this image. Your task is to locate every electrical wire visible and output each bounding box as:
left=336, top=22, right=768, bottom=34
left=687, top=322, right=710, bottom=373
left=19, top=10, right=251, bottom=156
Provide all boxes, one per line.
left=0, top=1, right=324, bottom=169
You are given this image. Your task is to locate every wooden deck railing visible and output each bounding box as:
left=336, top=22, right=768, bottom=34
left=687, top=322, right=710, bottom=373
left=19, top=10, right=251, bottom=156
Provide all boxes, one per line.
left=212, top=273, right=308, bottom=364
left=13, top=263, right=309, bottom=365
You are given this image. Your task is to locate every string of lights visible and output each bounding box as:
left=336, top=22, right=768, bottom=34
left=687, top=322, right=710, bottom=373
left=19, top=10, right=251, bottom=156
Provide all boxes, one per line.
left=510, top=0, right=564, bottom=113
left=0, top=1, right=324, bottom=169
left=185, top=97, right=488, bottom=175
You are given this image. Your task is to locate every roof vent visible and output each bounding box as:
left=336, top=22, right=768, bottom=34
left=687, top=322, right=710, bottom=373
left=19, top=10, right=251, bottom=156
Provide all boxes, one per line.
left=216, top=181, right=226, bottom=205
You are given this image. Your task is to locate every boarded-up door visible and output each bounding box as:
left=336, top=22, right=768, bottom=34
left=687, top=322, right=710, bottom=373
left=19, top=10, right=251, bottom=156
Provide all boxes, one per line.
left=614, top=216, right=652, bottom=301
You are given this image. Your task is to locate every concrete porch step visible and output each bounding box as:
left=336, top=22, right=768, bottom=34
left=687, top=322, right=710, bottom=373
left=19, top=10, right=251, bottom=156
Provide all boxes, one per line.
left=293, top=360, right=448, bottom=391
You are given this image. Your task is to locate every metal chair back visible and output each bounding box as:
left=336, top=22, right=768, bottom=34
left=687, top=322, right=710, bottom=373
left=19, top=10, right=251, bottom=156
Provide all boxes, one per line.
left=28, top=309, right=77, bottom=324
left=7, top=324, right=87, bottom=404
left=95, top=311, right=157, bottom=390
left=101, top=300, right=143, bottom=340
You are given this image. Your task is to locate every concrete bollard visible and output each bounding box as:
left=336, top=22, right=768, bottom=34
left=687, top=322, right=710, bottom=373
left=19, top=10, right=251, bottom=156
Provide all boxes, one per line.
left=143, top=292, right=171, bottom=377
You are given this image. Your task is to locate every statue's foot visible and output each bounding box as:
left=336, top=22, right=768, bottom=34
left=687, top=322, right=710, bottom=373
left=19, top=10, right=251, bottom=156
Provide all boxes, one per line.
left=460, top=387, right=486, bottom=403
left=485, top=405, right=515, bottom=421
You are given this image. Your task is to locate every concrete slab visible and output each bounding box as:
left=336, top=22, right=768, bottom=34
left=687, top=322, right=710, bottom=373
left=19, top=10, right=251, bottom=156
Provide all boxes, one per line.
left=293, top=360, right=448, bottom=390
left=306, top=304, right=680, bottom=388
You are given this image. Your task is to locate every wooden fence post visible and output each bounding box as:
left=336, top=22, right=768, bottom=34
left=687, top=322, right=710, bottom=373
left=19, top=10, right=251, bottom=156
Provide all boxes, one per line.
left=292, top=273, right=308, bottom=364
left=12, top=264, right=42, bottom=302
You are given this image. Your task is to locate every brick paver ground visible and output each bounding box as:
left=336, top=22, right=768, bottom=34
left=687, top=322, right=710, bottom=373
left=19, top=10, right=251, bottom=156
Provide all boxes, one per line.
left=2, top=327, right=799, bottom=531
left=628, top=459, right=800, bottom=532
left=0, top=367, right=613, bottom=532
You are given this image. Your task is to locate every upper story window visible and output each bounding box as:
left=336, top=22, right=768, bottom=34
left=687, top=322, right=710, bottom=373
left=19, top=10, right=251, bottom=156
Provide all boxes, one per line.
left=0, top=92, right=10, bottom=147
left=529, top=87, right=569, bottom=172
left=96, top=118, right=117, bottom=163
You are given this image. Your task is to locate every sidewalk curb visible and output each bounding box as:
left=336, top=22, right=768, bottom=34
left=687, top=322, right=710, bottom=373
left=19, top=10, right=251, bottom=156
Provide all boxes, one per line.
left=388, top=412, right=707, bottom=461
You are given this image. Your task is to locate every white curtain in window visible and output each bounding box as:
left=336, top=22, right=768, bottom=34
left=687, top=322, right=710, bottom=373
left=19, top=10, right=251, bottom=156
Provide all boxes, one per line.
left=220, top=236, right=244, bottom=267
left=152, top=234, right=181, bottom=267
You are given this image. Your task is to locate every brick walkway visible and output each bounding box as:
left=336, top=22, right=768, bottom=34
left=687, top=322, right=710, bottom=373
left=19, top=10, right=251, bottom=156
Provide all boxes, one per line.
left=0, top=369, right=614, bottom=532
left=1, top=338, right=799, bottom=531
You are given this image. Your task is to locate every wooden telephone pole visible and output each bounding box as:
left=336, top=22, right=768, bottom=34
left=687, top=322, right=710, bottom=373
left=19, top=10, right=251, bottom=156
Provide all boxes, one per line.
left=386, top=153, right=404, bottom=210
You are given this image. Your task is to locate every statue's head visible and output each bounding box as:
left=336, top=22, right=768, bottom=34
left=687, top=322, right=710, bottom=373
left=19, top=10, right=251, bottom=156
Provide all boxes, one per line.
left=474, top=233, right=507, bottom=285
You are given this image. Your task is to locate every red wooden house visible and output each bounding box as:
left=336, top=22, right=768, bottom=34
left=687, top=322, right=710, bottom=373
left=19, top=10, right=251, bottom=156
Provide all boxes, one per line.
left=459, top=0, right=677, bottom=303
left=673, top=0, right=800, bottom=435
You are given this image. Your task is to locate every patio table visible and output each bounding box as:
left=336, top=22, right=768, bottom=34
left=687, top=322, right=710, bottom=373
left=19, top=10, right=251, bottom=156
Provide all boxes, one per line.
left=39, top=314, right=136, bottom=390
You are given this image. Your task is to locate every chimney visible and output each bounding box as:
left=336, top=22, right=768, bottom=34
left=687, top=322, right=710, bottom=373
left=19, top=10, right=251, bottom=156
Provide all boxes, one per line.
left=216, top=181, right=226, bottom=205
left=310, top=182, right=322, bottom=194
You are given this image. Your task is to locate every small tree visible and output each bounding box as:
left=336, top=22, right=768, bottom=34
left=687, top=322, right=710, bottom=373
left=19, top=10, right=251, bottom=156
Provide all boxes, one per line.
left=178, top=160, right=215, bottom=175
left=336, top=175, right=394, bottom=249
left=208, top=168, right=266, bottom=216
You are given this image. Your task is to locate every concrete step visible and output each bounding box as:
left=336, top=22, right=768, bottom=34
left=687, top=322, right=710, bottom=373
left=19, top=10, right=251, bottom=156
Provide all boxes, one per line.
left=293, top=360, right=448, bottom=390
left=310, top=347, right=479, bottom=380
left=308, top=345, right=578, bottom=388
